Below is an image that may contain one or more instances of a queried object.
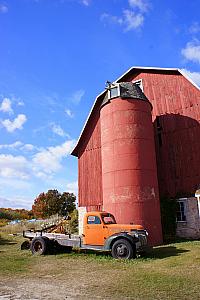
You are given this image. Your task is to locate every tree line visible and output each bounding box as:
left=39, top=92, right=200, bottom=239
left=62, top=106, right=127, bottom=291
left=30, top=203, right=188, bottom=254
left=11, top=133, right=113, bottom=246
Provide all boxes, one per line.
left=0, top=208, right=32, bottom=221
left=0, top=189, right=76, bottom=220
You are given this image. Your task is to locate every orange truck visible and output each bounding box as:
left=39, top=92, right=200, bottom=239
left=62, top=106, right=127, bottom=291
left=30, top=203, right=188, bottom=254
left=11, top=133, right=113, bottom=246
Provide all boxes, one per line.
left=23, top=211, right=148, bottom=259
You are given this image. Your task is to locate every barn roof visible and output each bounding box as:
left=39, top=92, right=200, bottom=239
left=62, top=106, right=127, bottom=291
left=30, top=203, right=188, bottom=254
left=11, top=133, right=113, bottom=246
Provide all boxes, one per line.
left=71, top=66, right=200, bottom=157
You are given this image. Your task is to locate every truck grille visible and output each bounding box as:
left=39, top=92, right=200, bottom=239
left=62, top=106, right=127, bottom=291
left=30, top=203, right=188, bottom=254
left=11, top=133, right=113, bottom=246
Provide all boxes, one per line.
left=138, top=234, right=147, bottom=246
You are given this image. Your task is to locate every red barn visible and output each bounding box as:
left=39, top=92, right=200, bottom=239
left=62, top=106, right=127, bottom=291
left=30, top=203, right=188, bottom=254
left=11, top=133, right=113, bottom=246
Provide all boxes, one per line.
left=71, top=67, right=200, bottom=245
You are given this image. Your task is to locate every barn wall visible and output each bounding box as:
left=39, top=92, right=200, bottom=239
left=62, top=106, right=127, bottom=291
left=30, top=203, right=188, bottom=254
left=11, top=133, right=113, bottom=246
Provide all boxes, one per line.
left=78, top=104, right=103, bottom=209
left=128, top=72, right=200, bottom=197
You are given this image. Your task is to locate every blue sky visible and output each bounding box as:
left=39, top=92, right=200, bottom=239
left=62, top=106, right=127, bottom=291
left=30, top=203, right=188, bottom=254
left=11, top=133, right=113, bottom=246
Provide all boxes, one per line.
left=0, top=0, right=200, bottom=209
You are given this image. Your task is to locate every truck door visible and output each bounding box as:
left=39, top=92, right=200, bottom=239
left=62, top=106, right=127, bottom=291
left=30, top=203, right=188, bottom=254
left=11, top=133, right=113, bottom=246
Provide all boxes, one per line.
left=83, top=215, right=104, bottom=246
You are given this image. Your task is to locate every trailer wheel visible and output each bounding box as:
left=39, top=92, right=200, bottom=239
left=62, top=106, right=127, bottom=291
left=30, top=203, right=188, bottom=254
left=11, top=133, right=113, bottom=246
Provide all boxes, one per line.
left=21, top=240, right=31, bottom=250
left=31, top=237, right=49, bottom=255
left=111, top=239, right=135, bottom=259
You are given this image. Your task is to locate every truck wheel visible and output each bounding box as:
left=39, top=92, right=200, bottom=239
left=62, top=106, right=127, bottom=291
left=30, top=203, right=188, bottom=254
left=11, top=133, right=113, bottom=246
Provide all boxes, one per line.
left=111, top=239, right=135, bottom=259
left=31, top=237, right=48, bottom=255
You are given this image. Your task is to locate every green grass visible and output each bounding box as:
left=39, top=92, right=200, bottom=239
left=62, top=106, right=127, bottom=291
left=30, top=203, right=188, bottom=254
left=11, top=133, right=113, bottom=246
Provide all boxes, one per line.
left=0, top=234, right=32, bottom=274
left=1, top=232, right=200, bottom=299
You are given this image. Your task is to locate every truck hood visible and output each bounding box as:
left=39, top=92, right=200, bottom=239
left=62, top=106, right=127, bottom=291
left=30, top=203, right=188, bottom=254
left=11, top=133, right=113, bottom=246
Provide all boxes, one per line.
left=106, top=224, right=144, bottom=231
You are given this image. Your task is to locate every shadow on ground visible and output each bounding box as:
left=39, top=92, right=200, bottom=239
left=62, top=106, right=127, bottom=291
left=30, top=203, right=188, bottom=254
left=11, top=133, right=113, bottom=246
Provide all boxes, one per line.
left=0, top=236, right=17, bottom=246
left=146, top=246, right=189, bottom=259
left=49, top=245, right=190, bottom=260
left=164, top=238, right=199, bottom=244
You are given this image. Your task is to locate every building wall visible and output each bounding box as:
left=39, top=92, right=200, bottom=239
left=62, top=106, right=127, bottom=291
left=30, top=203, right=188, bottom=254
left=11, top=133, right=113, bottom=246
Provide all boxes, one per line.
left=176, top=197, right=200, bottom=239
left=127, top=72, right=200, bottom=197
left=78, top=206, right=87, bottom=235
left=78, top=105, right=103, bottom=209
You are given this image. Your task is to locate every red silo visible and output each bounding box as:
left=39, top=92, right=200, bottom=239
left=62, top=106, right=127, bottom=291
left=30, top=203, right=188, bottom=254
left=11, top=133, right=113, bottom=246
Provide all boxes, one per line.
left=100, top=82, right=162, bottom=246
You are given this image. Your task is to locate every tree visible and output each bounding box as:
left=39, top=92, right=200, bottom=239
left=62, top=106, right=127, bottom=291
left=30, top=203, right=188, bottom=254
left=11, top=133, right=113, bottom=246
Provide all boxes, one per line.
left=45, top=189, right=62, bottom=216
left=60, top=192, right=76, bottom=216
left=32, top=190, right=76, bottom=218
left=32, top=192, right=48, bottom=218
left=68, top=209, right=78, bottom=233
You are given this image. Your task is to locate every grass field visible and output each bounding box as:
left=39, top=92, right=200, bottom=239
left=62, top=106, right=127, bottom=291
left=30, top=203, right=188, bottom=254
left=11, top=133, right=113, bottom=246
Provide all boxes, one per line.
left=1, top=233, right=200, bottom=299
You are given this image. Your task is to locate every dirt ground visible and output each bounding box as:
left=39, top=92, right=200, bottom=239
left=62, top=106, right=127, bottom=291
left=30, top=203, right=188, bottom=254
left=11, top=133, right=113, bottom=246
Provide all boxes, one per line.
left=0, top=276, right=104, bottom=300
left=0, top=256, right=113, bottom=300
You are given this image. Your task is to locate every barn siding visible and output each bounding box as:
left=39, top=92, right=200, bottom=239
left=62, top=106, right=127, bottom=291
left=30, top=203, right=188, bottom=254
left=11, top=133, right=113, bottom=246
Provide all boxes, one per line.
left=78, top=105, right=103, bottom=208
left=128, top=72, right=200, bottom=197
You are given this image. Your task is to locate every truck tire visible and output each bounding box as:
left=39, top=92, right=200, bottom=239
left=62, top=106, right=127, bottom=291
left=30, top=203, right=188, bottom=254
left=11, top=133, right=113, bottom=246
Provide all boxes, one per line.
left=111, top=239, right=136, bottom=259
left=31, top=237, right=49, bottom=255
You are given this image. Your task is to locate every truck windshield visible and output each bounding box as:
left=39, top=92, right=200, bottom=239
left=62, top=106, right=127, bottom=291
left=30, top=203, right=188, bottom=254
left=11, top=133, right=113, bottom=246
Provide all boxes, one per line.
left=102, top=214, right=116, bottom=224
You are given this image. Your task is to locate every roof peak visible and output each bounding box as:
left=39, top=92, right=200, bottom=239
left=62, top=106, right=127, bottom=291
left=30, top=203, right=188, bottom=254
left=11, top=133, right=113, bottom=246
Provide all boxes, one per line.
left=115, top=66, right=199, bottom=91
left=71, top=66, right=199, bottom=156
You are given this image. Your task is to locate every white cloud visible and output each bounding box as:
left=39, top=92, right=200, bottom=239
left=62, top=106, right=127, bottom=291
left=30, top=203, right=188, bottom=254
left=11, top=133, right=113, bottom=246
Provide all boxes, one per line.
left=101, top=10, right=144, bottom=32
left=17, top=100, right=24, bottom=106
left=0, top=141, right=23, bottom=150
left=0, top=98, right=13, bottom=114
left=65, top=109, right=74, bottom=118
left=0, top=4, right=8, bottom=13
left=123, top=10, right=144, bottom=31
left=10, top=95, right=25, bottom=107
left=100, top=0, right=149, bottom=32
left=66, top=180, right=78, bottom=194
left=181, top=40, right=200, bottom=64
left=70, top=89, right=85, bottom=105
left=0, top=141, right=38, bottom=152
left=101, top=13, right=123, bottom=26
left=181, top=69, right=200, bottom=87
left=51, top=123, right=68, bottom=137
left=81, top=0, right=90, bottom=6
left=0, top=140, right=76, bottom=190
left=1, top=114, right=27, bottom=132
left=63, top=0, right=91, bottom=6
left=0, top=139, right=75, bottom=188
left=0, top=195, right=32, bottom=209
left=0, top=197, right=13, bottom=208
left=32, top=139, right=76, bottom=175
left=189, top=22, right=200, bottom=34
left=21, top=144, right=35, bottom=151
left=128, top=0, right=149, bottom=12
left=0, top=139, right=77, bottom=208
left=0, top=178, right=31, bottom=192
left=0, top=154, right=30, bottom=179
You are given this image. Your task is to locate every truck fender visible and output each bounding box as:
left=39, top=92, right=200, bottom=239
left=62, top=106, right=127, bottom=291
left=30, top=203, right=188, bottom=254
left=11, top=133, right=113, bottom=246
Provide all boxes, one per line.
left=104, top=233, right=139, bottom=251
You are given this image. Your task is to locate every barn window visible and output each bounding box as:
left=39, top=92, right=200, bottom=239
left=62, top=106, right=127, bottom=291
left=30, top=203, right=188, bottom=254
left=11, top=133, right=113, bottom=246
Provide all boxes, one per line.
left=176, top=199, right=186, bottom=222
left=108, top=83, right=120, bottom=99
left=133, top=79, right=144, bottom=92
